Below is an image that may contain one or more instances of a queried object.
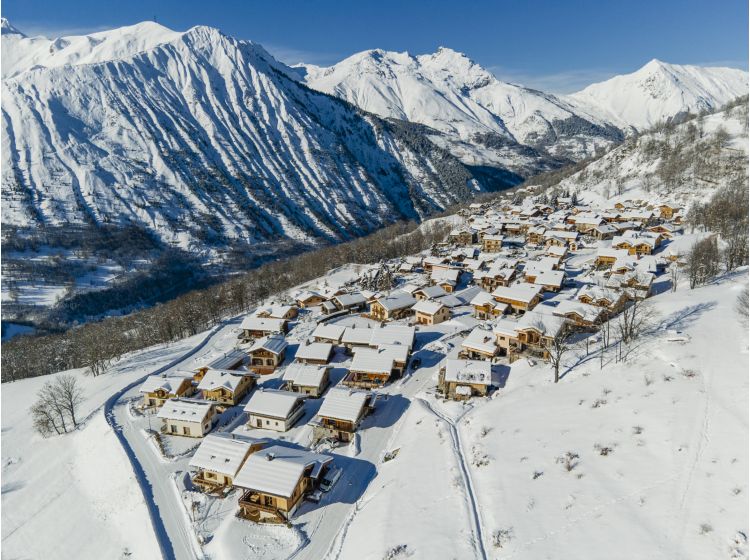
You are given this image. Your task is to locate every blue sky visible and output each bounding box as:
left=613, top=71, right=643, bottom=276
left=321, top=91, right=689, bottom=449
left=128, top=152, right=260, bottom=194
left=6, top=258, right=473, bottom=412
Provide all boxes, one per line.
left=4, top=0, right=748, bottom=93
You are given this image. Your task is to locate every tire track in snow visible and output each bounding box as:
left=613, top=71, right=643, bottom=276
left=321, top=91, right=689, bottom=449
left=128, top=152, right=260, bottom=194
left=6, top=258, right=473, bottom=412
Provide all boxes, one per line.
left=417, top=397, right=488, bottom=560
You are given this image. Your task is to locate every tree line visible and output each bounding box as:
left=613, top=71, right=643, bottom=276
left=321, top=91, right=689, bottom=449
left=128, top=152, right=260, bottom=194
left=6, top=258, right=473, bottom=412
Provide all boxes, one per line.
left=2, top=219, right=451, bottom=382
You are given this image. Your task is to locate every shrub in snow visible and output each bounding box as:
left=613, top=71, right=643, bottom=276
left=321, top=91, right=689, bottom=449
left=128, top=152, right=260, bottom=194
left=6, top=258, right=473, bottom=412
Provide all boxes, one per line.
left=532, top=471, right=544, bottom=480
left=556, top=452, right=580, bottom=472
left=383, top=544, right=410, bottom=559
left=479, top=425, right=492, bottom=437
left=594, top=444, right=614, bottom=456
left=699, top=523, right=713, bottom=535
left=591, top=398, right=607, bottom=409
left=492, top=527, right=514, bottom=549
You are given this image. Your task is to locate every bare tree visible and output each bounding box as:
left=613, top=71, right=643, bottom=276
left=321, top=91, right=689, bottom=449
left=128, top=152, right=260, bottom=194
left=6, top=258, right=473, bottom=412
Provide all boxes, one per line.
left=617, top=298, right=657, bottom=345
left=545, top=324, right=572, bottom=384
left=686, top=236, right=721, bottom=289
left=57, top=375, right=84, bottom=428
left=669, top=263, right=680, bottom=292
left=736, top=285, right=749, bottom=326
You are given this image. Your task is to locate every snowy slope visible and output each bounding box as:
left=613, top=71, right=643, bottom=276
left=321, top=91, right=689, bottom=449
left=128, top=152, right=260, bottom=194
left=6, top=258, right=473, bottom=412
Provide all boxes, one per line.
left=568, top=59, right=748, bottom=130
left=301, top=47, right=624, bottom=165
left=1, top=22, right=497, bottom=256
left=556, top=98, right=749, bottom=206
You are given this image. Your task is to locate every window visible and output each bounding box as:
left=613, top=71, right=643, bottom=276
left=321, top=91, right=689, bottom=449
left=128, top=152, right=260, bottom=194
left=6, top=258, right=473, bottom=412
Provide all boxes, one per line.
left=266, top=358, right=274, bottom=365
left=183, top=426, right=190, bottom=435
left=170, top=425, right=177, bottom=433
left=264, top=495, right=274, bottom=507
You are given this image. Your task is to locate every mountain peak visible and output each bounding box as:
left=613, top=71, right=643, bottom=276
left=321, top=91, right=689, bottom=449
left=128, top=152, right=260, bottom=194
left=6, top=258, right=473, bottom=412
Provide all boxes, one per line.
left=1, top=17, right=25, bottom=37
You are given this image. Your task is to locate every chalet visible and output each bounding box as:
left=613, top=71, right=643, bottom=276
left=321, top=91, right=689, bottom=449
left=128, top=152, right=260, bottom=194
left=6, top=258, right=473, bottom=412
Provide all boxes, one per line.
left=438, top=359, right=492, bottom=400
left=482, top=234, right=504, bottom=253
left=411, top=299, right=450, bottom=325
left=578, top=286, right=628, bottom=314
left=157, top=399, right=217, bottom=438
left=512, top=311, right=567, bottom=361
left=332, top=292, right=367, bottom=312
left=475, top=265, right=517, bottom=291
left=449, top=228, right=475, bottom=246
left=190, top=433, right=268, bottom=492
left=341, top=325, right=376, bottom=354
left=369, top=291, right=416, bottom=321
left=544, top=230, right=580, bottom=250
left=312, top=387, right=373, bottom=443
left=320, top=300, right=338, bottom=315
left=612, top=234, right=659, bottom=256
left=545, top=244, right=568, bottom=259
left=530, top=270, right=565, bottom=293
left=595, top=248, right=631, bottom=268
left=295, top=291, right=327, bottom=308
left=368, top=324, right=415, bottom=352
left=240, top=316, right=288, bottom=341
left=199, top=369, right=258, bottom=406
left=422, top=256, right=450, bottom=273
left=527, top=225, right=546, bottom=244
left=491, top=284, right=542, bottom=314
left=460, top=327, right=498, bottom=361
left=550, top=299, right=604, bottom=330
left=248, top=335, right=288, bottom=374
left=139, top=374, right=195, bottom=408
left=592, top=224, right=617, bottom=240
left=492, top=319, right=520, bottom=356
left=573, top=214, right=605, bottom=233
left=648, top=223, right=681, bottom=239
left=310, top=323, right=345, bottom=345
left=235, top=445, right=333, bottom=523
left=470, top=291, right=508, bottom=320
left=413, top=285, right=448, bottom=301
left=244, top=389, right=306, bottom=432
left=344, top=347, right=397, bottom=388
left=256, top=305, right=298, bottom=320
left=431, top=267, right=461, bottom=293
left=196, top=349, right=249, bottom=381
left=283, top=363, right=331, bottom=397
left=606, top=271, right=655, bottom=299
left=294, top=341, right=334, bottom=365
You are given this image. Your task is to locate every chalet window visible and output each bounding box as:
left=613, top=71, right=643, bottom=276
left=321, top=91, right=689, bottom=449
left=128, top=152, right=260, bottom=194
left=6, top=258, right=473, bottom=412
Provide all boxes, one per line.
left=266, top=358, right=274, bottom=365
left=170, top=425, right=177, bottom=433
left=264, top=495, right=274, bottom=507
left=183, top=426, right=190, bottom=435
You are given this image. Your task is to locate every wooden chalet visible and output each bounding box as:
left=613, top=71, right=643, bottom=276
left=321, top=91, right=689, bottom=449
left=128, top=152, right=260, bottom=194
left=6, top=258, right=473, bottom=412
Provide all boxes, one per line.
left=438, top=359, right=492, bottom=400
left=248, top=334, right=288, bottom=374
left=198, top=369, right=258, bottom=407
left=139, top=374, right=195, bottom=408
left=311, top=387, right=373, bottom=442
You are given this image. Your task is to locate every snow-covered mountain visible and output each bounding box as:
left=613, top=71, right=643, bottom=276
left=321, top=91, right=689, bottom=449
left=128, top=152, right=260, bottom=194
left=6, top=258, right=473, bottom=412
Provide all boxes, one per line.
left=568, top=59, right=748, bottom=130
left=301, top=49, right=747, bottom=168
left=1, top=20, right=504, bottom=257
left=300, top=47, right=625, bottom=165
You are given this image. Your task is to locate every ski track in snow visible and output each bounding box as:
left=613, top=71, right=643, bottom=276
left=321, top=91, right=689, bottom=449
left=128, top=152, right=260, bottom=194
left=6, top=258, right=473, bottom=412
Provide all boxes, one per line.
left=417, top=397, right=488, bottom=560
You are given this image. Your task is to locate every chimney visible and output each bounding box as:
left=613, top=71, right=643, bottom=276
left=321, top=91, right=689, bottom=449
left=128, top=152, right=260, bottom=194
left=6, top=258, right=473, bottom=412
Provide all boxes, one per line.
left=266, top=452, right=275, bottom=461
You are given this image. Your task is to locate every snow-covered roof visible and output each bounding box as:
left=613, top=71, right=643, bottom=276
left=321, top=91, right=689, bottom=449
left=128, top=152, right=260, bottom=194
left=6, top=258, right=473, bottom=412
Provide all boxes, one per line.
left=533, top=270, right=565, bottom=288
left=491, top=284, right=542, bottom=304
left=255, top=305, right=294, bottom=319
left=349, top=347, right=395, bottom=374
left=198, top=369, right=255, bottom=392
left=414, top=285, right=448, bottom=299
left=157, top=399, right=213, bottom=422
left=189, top=433, right=268, bottom=477
left=139, top=374, right=191, bottom=394
left=248, top=334, right=288, bottom=355
left=470, top=291, right=496, bottom=306
left=243, top=389, right=305, bottom=419
left=461, top=327, right=498, bottom=355
left=316, top=387, right=371, bottom=423
left=283, top=363, right=330, bottom=388
left=294, top=342, right=333, bottom=362
left=333, top=293, right=366, bottom=307
left=369, top=324, right=415, bottom=349
left=435, top=294, right=463, bottom=308
left=411, top=299, right=446, bottom=315
left=296, top=290, right=323, bottom=303
left=207, top=349, right=247, bottom=370
left=241, top=316, right=286, bottom=332
left=341, top=325, right=375, bottom=345
left=311, top=323, right=346, bottom=342
left=517, top=311, right=566, bottom=337
left=374, top=291, right=417, bottom=311
left=443, top=359, right=492, bottom=385
left=233, top=445, right=332, bottom=498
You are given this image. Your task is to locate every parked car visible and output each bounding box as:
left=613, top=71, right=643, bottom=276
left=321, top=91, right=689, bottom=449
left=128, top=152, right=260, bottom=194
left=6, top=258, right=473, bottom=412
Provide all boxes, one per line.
left=307, top=490, right=323, bottom=503
left=320, top=467, right=342, bottom=492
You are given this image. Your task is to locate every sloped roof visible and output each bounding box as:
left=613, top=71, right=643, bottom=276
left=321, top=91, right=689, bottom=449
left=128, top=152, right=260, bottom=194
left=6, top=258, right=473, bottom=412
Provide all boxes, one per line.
left=311, top=323, right=346, bottom=342
left=243, top=389, right=305, bottom=419
left=316, top=386, right=371, bottom=423
left=139, top=374, right=191, bottom=395
left=208, top=349, right=247, bottom=370
left=283, top=363, right=330, bottom=388
left=157, top=399, right=213, bottom=422
left=294, top=342, right=333, bottom=362
left=461, top=327, right=498, bottom=355
left=248, top=334, right=288, bottom=355
left=443, top=359, right=492, bottom=385
left=350, top=347, right=394, bottom=374
left=233, top=445, right=332, bottom=498
left=189, top=433, right=268, bottom=477
left=411, top=299, right=446, bottom=316
left=198, top=369, right=255, bottom=392
left=241, top=316, right=286, bottom=332
left=369, top=324, right=415, bottom=349
left=491, top=284, right=542, bottom=304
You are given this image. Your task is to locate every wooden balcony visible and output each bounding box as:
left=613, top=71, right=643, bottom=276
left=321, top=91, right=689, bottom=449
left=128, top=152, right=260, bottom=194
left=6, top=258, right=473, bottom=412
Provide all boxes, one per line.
left=238, top=490, right=287, bottom=524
